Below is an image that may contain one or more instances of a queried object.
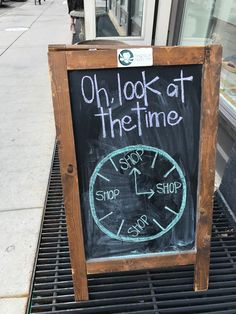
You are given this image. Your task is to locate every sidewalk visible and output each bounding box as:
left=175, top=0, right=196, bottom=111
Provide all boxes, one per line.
left=0, top=0, right=71, bottom=312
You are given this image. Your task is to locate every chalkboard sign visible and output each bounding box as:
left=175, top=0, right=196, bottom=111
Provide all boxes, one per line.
left=48, top=44, right=222, bottom=301
left=69, top=65, right=201, bottom=259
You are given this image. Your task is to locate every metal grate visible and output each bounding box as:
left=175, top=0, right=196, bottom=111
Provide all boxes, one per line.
left=29, top=147, right=236, bottom=314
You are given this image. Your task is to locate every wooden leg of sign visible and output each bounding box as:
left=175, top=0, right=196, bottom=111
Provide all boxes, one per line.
left=63, top=170, right=89, bottom=301
left=194, top=45, right=222, bottom=292
left=48, top=48, right=89, bottom=301
left=194, top=247, right=211, bottom=291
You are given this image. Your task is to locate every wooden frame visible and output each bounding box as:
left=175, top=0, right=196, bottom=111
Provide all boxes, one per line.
left=48, top=44, right=222, bottom=301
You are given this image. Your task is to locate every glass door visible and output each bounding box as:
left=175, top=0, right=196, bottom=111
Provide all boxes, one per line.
left=177, top=0, right=236, bottom=178
left=84, top=0, right=156, bottom=45
left=178, top=0, right=236, bottom=122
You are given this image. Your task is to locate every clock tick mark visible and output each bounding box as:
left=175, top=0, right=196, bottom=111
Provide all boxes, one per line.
left=163, top=165, right=175, bottom=178
left=151, top=152, right=158, bottom=168
left=110, top=158, right=118, bottom=171
left=99, top=212, right=113, bottom=221
left=97, top=173, right=110, bottom=182
left=165, top=206, right=178, bottom=215
left=153, top=218, right=165, bottom=231
left=117, top=219, right=125, bottom=236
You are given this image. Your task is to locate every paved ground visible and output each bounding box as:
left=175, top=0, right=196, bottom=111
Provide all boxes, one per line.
left=0, top=0, right=26, bottom=16
left=0, top=0, right=71, bottom=312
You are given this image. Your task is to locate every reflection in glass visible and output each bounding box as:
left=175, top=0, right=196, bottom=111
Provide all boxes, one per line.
left=179, top=0, right=215, bottom=45
left=179, top=0, right=236, bottom=108
left=96, top=0, right=144, bottom=37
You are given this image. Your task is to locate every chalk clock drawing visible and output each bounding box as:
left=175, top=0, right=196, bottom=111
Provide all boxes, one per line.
left=89, top=145, right=187, bottom=242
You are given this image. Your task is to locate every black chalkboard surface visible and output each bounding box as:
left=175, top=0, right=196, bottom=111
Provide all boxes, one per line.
left=49, top=44, right=222, bottom=300
left=68, top=65, right=202, bottom=259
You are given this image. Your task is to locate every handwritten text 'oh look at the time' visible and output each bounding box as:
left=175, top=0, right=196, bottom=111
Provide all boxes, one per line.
left=80, top=70, right=193, bottom=138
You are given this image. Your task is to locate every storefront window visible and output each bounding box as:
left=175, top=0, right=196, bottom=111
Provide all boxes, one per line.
left=179, top=0, right=236, bottom=121
left=95, top=0, right=144, bottom=37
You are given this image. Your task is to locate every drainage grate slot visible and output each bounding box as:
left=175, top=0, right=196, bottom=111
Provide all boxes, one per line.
left=28, top=147, right=236, bottom=313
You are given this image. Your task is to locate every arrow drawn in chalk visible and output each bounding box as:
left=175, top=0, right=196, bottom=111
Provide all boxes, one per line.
left=129, top=167, right=155, bottom=199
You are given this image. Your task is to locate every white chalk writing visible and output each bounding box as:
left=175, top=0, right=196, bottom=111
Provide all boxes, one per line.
left=80, top=69, right=194, bottom=138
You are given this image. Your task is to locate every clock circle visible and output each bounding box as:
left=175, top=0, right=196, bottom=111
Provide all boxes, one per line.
left=89, top=145, right=187, bottom=242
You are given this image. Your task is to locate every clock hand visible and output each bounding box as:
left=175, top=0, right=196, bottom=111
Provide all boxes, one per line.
left=129, top=168, right=155, bottom=199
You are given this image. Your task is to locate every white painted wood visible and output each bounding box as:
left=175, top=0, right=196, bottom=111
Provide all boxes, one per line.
left=84, top=0, right=96, bottom=41
left=220, top=94, right=236, bottom=128
left=84, top=0, right=156, bottom=45
left=154, top=0, right=172, bottom=46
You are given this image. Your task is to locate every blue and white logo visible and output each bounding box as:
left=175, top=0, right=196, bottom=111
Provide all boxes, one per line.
left=118, top=49, right=134, bottom=66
